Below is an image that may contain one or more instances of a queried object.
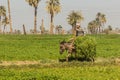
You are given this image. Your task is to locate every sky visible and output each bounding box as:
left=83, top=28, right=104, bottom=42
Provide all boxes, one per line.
left=0, top=0, right=120, bottom=32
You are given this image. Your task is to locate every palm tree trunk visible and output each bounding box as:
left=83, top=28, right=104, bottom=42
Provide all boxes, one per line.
left=3, top=25, right=6, bottom=34
left=72, top=23, right=76, bottom=35
left=41, top=19, right=44, bottom=34
left=50, top=14, right=54, bottom=34
left=23, top=24, right=26, bottom=35
left=101, top=23, right=104, bottom=33
left=8, top=0, right=13, bottom=33
left=72, top=26, right=75, bottom=35
left=34, top=7, right=37, bottom=33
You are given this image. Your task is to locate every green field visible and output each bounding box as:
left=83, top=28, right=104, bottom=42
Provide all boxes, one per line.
left=0, top=64, right=120, bottom=80
left=0, top=34, right=120, bottom=80
left=0, top=34, right=120, bottom=61
left=0, top=34, right=66, bottom=61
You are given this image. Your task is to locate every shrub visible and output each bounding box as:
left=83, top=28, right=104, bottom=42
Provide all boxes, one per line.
left=74, top=36, right=97, bottom=61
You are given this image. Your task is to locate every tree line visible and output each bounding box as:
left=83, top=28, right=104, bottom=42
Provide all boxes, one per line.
left=0, top=0, right=113, bottom=35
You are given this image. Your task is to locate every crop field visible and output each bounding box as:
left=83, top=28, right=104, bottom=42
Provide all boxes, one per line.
left=0, top=34, right=66, bottom=61
left=0, top=34, right=120, bottom=80
left=0, top=64, right=120, bottom=80
left=0, top=34, right=120, bottom=61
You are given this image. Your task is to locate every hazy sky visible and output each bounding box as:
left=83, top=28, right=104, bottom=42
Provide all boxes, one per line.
left=1, top=0, right=120, bottom=32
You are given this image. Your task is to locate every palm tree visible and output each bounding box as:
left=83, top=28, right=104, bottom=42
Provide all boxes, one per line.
left=88, top=20, right=99, bottom=34
left=88, top=21, right=95, bottom=34
left=96, top=12, right=102, bottom=33
left=25, top=0, right=41, bottom=33
left=7, top=0, right=13, bottom=33
left=96, top=12, right=106, bottom=33
left=2, top=16, right=9, bottom=34
left=108, top=25, right=112, bottom=31
left=93, top=20, right=99, bottom=33
left=0, top=6, right=6, bottom=33
left=96, top=12, right=101, bottom=19
left=67, top=11, right=84, bottom=34
left=88, top=22, right=93, bottom=34
left=46, top=0, right=61, bottom=34
left=55, top=25, right=62, bottom=34
left=101, top=14, right=106, bottom=32
left=88, top=12, right=107, bottom=34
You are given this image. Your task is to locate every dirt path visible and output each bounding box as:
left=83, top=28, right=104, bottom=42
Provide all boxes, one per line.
left=0, top=61, right=40, bottom=66
left=95, top=57, right=120, bottom=65
left=0, top=57, right=120, bottom=66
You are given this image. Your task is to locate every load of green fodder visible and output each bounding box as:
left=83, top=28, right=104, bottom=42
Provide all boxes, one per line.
left=74, top=36, right=97, bottom=61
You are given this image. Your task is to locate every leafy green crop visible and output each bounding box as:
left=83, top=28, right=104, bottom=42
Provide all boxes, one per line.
left=0, top=34, right=120, bottom=61
left=0, top=65, right=120, bottom=80
left=0, top=34, right=120, bottom=80
left=74, top=36, right=97, bottom=61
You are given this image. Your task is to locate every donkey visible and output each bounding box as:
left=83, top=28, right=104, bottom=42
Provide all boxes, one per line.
left=59, top=40, right=77, bottom=61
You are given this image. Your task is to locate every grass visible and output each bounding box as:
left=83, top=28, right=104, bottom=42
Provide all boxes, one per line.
left=0, top=63, right=120, bottom=80
left=0, top=34, right=120, bottom=61
left=94, top=34, right=120, bottom=58
left=0, top=34, right=120, bottom=80
left=0, top=34, right=68, bottom=61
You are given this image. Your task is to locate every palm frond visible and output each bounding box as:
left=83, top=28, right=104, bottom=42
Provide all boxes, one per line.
left=2, top=16, right=9, bottom=26
left=0, top=6, right=6, bottom=16
left=46, top=0, right=61, bottom=15
left=67, top=10, right=84, bottom=26
left=25, top=0, right=41, bottom=7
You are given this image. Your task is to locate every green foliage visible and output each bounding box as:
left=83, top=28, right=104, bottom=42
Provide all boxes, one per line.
left=67, top=10, right=84, bottom=27
left=0, top=34, right=120, bottom=80
left=88, top=12, right=106, bottom=34
left=46, top=0, right=61, bottom=14
left=0, top=34, right=69, bottom=61
left=0, top=34, right=120, bottom=61
left=0, top=65, right=120, bottom=80
left=0, top=6, right=6, bottom=16
left=25, top=0, right=40, bottom=7
left=74, top=36, right=97, bottom=60
left=93, top=34, right=120, bottom=58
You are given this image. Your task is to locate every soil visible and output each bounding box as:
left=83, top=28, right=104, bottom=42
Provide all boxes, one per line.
left=0, top=57, right=120, bottom=66
left=0, top=61, right=39, bottom=66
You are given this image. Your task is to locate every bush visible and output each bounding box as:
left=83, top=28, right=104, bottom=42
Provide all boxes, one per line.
left=74, top=36, right=97, bottom=61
